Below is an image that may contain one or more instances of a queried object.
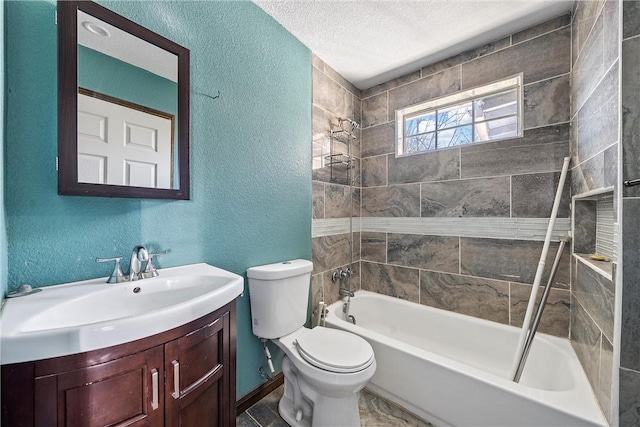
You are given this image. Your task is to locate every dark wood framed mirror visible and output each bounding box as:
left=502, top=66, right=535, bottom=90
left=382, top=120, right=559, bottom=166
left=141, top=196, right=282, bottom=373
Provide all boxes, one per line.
left=58, top=0, right=190, bottom=199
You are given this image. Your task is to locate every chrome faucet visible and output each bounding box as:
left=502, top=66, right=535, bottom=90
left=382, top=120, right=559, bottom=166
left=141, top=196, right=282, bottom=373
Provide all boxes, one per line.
left=129, top=245, right=149, bottom=281
left=332, top=268, right=354, bottom=297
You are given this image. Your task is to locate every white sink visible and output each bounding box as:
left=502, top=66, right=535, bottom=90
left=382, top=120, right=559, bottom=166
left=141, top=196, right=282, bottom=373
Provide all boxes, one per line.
left=1, top=263, right=244, bottom=364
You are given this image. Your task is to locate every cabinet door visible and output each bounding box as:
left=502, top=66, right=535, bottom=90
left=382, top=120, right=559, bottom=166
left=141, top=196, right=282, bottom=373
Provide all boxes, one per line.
left=165, top=311, right=232, bottom=427
left=35, top=346, right=164, bottom=427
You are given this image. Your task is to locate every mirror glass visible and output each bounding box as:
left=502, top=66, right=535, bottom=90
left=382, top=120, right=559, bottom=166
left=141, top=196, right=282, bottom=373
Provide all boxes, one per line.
left=58, top=1, right=190, bottom=199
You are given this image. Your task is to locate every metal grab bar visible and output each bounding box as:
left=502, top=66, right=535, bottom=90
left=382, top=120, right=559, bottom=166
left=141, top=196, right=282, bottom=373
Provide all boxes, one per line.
left=624, top=178, right=640, bottom=187
left=512, top=238, right=569, bottom=382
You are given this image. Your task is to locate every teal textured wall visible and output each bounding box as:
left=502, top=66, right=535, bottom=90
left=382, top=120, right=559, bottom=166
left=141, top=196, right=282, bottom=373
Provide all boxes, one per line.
left=1, top=0, right=6, bottom=299
left=5, top=0, right=311, bottom=398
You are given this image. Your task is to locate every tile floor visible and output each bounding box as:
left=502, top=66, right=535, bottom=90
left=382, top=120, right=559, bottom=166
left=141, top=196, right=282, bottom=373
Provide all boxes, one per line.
left=237, top=385, right=433, bottom=427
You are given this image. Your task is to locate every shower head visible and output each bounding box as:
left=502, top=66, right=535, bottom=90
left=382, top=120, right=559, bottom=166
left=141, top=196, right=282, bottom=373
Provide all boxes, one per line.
left=338, top=117, right=360, bottom=130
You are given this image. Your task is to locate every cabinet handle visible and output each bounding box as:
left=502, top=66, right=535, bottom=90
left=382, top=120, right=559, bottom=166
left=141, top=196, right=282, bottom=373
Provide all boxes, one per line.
left=151, top=368, right=159, bottom=410
left=171, top=360, right=180, bottom=399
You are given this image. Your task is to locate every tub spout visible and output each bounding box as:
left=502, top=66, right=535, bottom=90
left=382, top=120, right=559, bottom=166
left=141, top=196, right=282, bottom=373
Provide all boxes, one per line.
left=339, top=287, right=354, bottom=297
left=347, top=315, right=356, bottom=325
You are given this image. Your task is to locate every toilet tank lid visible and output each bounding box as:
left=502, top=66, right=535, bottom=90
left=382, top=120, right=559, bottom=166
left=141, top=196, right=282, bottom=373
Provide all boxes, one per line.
left=247, top=259, right=313, bottom=280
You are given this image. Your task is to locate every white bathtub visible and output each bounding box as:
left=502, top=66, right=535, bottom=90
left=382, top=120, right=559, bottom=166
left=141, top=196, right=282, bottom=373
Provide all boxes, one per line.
left=325, top=291, right=607, bottom=427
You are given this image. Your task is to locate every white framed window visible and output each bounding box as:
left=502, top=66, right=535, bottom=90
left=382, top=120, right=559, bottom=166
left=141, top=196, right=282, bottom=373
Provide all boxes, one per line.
left=395, top=74, right=523, bottom=157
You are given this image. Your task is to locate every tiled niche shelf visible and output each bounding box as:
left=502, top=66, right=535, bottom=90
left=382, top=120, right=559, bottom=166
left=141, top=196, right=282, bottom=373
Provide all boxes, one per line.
left=573, top=188, right=615, bottom=281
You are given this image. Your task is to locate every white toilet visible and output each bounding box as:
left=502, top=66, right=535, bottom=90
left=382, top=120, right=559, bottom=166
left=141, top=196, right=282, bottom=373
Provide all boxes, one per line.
left=247, top=259, right=376, bottom=427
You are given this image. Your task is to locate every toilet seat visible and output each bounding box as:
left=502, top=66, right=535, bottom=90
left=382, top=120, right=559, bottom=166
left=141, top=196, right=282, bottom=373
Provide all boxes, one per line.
left=294, top=327, right=374, bottom=373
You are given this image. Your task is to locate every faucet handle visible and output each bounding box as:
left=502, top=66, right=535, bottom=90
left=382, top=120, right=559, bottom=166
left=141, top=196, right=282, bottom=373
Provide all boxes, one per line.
left=96, top=256, right=125, bottom=284
left=143, top=249, right=170, bottom=278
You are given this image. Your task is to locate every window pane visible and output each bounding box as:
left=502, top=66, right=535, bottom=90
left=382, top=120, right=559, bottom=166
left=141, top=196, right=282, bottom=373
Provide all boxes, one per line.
left=405, top=133, right=435, bottom=153
left=437, top=102, right=472, bottom=130
left=474, top=116, right=518, bottom=142
left=437, top=126, right=473, bottom=148
left=405, top=112, right=436, bottom=136
left=474, top=90, right=517, bottom=122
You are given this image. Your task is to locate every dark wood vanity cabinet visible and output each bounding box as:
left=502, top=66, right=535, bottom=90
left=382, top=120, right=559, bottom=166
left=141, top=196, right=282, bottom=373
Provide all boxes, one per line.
left=1, top=301, right=236, bottom=427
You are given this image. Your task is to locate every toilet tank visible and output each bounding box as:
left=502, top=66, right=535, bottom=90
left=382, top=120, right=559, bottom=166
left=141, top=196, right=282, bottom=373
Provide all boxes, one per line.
left=247, top=259, right=313, bottom=339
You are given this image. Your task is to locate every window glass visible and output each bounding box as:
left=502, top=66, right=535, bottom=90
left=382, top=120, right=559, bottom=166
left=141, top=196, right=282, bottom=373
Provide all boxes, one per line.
left=395, top=75, right=522, bottom=156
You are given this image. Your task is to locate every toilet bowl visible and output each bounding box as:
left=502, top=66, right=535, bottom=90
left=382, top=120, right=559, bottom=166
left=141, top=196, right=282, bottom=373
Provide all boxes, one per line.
left=247, top=260, right=376, bottom=427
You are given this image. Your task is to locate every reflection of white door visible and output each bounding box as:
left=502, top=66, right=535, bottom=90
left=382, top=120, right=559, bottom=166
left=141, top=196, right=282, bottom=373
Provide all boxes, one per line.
left=78, top=93, right=172, bottom=189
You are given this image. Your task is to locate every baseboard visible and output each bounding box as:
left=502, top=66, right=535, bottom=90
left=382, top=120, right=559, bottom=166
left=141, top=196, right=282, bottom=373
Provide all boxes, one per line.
left=236, top=372, right=284, bottom=416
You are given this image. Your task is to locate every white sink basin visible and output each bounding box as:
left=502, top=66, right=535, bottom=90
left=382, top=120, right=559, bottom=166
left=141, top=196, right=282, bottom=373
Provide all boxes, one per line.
left=1, top=263, right=244, bottom=364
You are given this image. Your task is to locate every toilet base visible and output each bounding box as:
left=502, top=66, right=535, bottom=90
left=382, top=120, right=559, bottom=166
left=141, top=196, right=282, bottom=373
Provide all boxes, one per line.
left=278, top=388, right=361, bottom=427
left=279, top=395, right=311, bottom=427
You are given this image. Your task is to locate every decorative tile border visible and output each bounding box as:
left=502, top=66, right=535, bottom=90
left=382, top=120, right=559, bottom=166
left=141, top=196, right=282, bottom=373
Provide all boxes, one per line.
left=312, top=217, right=570, bottom=241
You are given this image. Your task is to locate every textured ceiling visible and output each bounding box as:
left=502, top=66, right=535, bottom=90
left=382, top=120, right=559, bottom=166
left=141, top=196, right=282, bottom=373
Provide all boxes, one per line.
left=253, top=0, right=574, bottom=90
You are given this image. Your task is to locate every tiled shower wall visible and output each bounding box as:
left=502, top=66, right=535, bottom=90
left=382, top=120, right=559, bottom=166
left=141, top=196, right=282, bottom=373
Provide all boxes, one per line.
left=357, top=15, right=572, bottom=337
left=311, top=56, right=363, bottom=310
left=308, top=3, right=640, bottom=424
left=569, top=0, right=619, bottom=423
left=620, top=1, right=640, bottom=423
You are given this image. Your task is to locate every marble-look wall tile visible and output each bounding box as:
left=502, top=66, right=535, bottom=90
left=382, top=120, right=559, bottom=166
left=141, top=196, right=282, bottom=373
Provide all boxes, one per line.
left=361, top=155, right=387, bottom=187
left=421, top=176, right=510, bottom=217
left=313, top=67, right=350, bottom=119
left=575, top=62, right=619, bottom=163
left=420, top=271, right=509, bottom=324
left=349, top=260, right=361, bottom=292
left=571, top=296, right=602, bottom=396
left=362, top=92, right=388, bottom=128
left=461, top=26, right=570, bottom=88
left=571, top=151, right=605, bottom=196
left=322, top=266, right=349, bottom=307
left=510, top=283, right=570, bottom=338
left=311, top=273, right=323, bottom=317
left=420, top=37, right=511, bottom=77
left=512, top=14, right=571, bottom=45
left=461, top=142, right=568, bottom=179
left=387, top=234, right=459, bottom=273
left=511, top=172, right=570, bottom=218
left=352, top=231, right=361, bottom=261
left=460, top=237, right=570, bottom=288
left=460, top=123, right=569, bottom=153
left=572, top=14, right=604, bottom=114
left=574, top=0, right=605, bottom=59
left=574, top=261, right=615, bottom=342
left=324, top=184, right=351, bottom=218
left=313, top=104, right=328, bottom=137
left=312, top=54, right=325, bottom=71
left=312, top=234, right=351, bottom=274
left=523, top=74, right=570, bottom=129
left=361, top=261, right=420, bottom=303
left=622, top=37, right=640, bottom=198
left=604, top=144, right=618, bottom=191
left=574, top=200, right=597, bottom=253
left=361, top=70, right=421, bottom=99
left=361, top=232, right=386, bottom=263
left=361, top=123, right=394, bottom=158
left=352, top=187, right=361, bottom=218
left=623, top=0, right=640, bottom=39
left=603, top=0, right=619, bottom=70
left=312, top=182, right=324, bottom=219
left=598, top=336, right=613, bottom=424
left=621, top=199, right=640, bottom=371
left=323, top=61, right=361, bottom=97
left=361, top=184, right=421, bottom=217
left=389, top=148, right=460, bottom=184
left=620, top=367, right=640, bottom=426
left=387, top=67, right=461, bottom=120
